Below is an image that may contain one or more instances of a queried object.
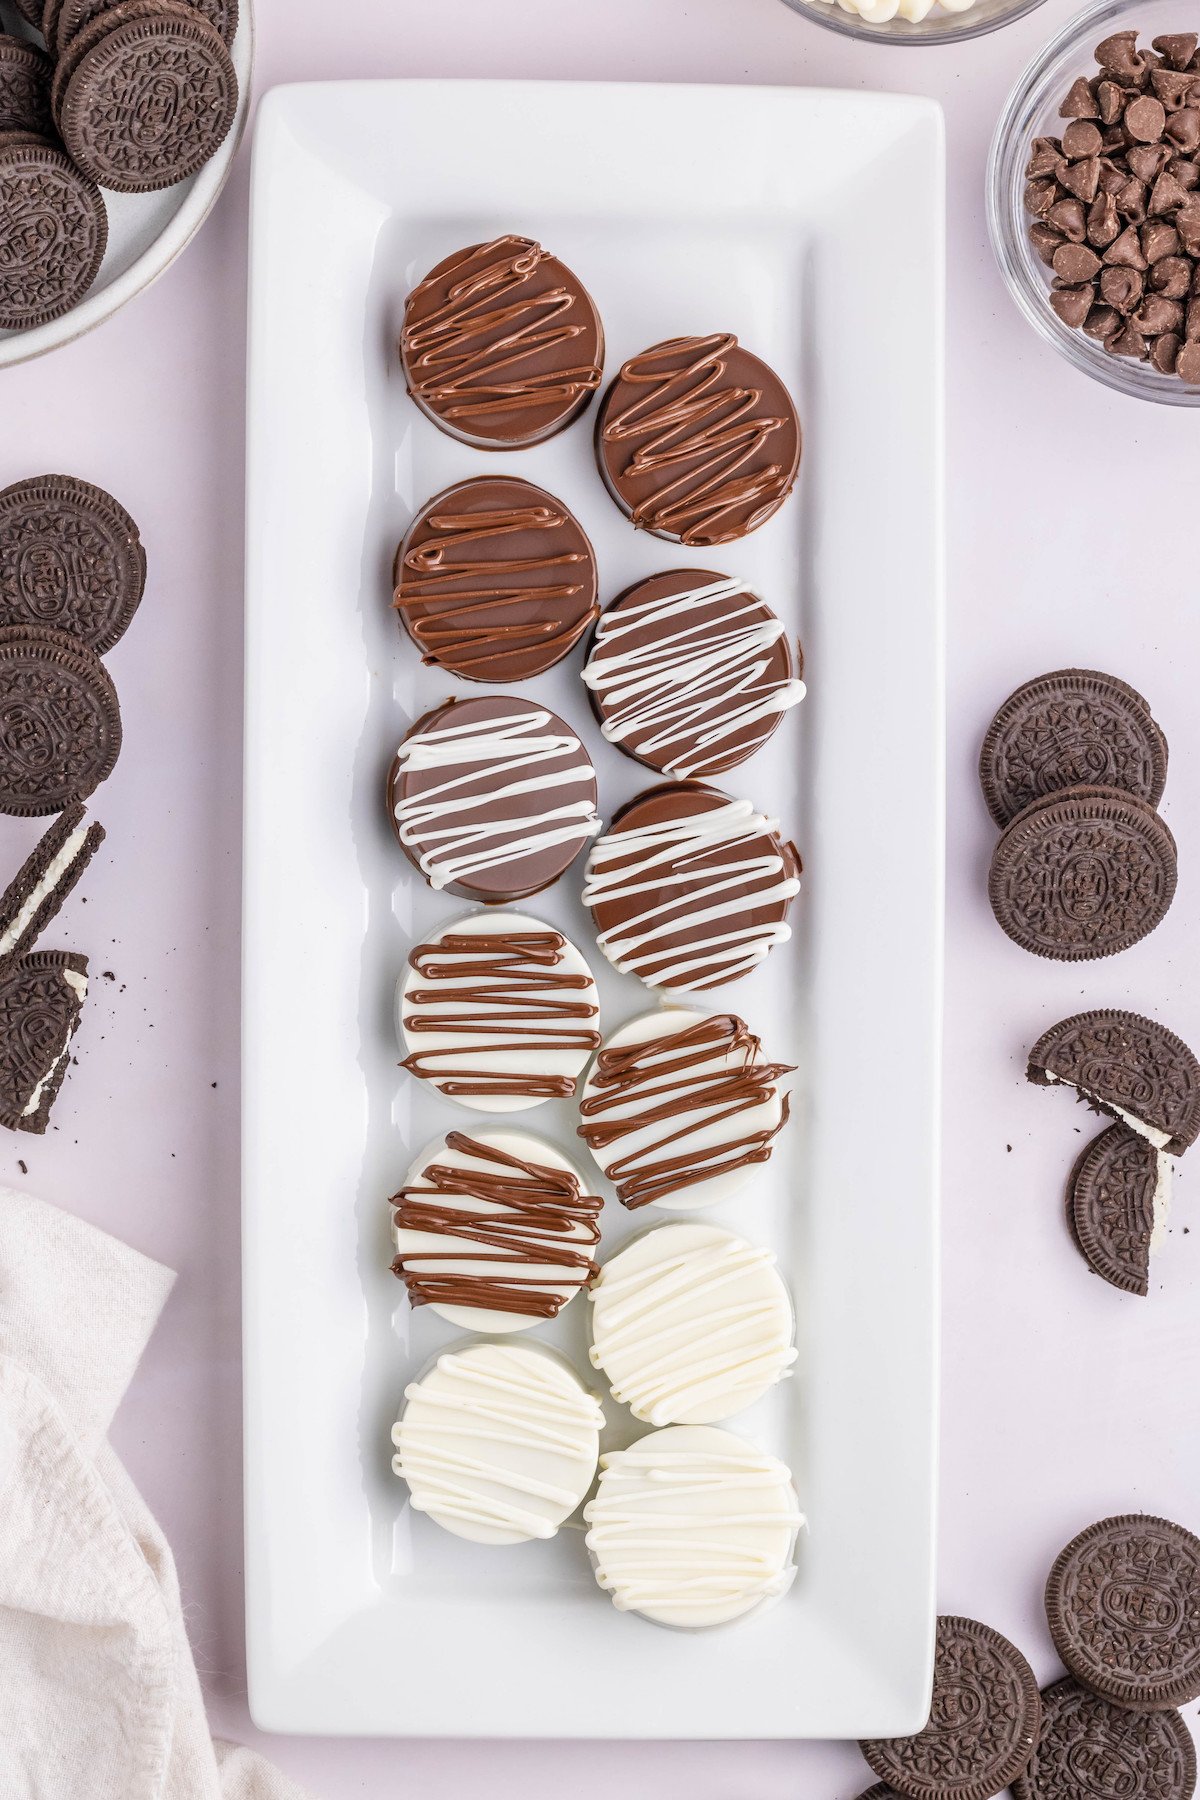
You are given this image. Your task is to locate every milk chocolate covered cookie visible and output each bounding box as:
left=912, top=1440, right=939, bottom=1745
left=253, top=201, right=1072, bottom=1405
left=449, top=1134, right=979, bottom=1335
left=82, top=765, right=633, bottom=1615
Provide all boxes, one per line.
left=400, top=236, right=604, bottom=449
left=595, top=333, right=801, bottom=545
left=388, top=694, right=599, bottom=903
left=582, top=569, right=804, bottom=779
left=393, top=477, right=598, bottom=682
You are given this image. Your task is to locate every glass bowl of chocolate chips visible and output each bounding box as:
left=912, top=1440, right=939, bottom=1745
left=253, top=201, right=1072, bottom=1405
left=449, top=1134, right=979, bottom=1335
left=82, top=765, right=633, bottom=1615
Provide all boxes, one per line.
left=989, top=0, right=1200, bottom=402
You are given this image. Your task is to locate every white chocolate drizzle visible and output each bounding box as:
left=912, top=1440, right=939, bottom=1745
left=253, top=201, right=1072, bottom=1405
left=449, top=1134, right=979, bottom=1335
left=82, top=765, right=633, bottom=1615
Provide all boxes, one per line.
left=392, top=1341, right=604, bottom=1544
left=392, top=705, right=600, bottom=892
left=583, top=1424, right=803, bottom=1626
left=582, top=794, right=799, bottom=991
left=589, top=1223, right=797, bottom=1425
left=582, top=577, right=805, bottom=779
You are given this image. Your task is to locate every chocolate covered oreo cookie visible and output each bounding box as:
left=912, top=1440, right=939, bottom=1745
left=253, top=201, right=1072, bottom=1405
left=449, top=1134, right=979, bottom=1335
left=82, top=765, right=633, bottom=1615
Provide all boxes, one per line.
left=0, top=139, right=107, bottom=330
left=583, top=781, right=801, bottom=993
left=393, top=477, right=598, bottom=682
left=0, top=948, right=88, bottom=1133
left=0, top=474, right=145, bottom=652
left=1046, top=1515, right=1200, bottom=1710
left=0, top=35, right=53, bottom=138
left=1068, top=1123, right=1167, bottom=1296
left=582, top=570, right=805, bottom=780
left=988, top=785, right=1177, bottom=960
left=0, top=625, right=121, bottom=814
left=400, top=235, right=604, bottom=449
left=59, top=0, right=238, bottom=193
left=0, top=802, right=104, bottom=975
left=1012, top=1678, right=1196, bottom=1800
left=388, top=695, right=599, bottom=903
left=980, top=670, right=1168, bottom=827
left=595, top=333, right=801, bottom=546
left=1030, top=1010, right=1200, bottom=1154
left=859, top=1615, right=1040, bottom=1800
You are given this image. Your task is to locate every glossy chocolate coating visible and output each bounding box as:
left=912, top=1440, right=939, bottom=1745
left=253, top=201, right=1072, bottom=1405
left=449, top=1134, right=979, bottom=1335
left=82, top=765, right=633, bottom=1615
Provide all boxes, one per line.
left=400, top=236, right=604, bottom=449
left=583, top=568, right=801, bottom=779
left=394, top=476, right=599, bottom=683
left=595, top=333, right=801, bottom=546
left=387, top=693, right=599, bottom=904
left=584, top=781, right=800, bottom=993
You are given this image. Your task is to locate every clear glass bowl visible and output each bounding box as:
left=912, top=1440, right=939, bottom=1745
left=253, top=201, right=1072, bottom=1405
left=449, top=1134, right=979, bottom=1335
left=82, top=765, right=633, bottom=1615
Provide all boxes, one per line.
left=988, top=0, right=1200, bottom=404
left=779, top=0, right=1047, bottom=48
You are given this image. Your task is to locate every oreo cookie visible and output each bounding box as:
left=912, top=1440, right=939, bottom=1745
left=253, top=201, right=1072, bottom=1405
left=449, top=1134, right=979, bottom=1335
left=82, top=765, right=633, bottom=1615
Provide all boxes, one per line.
left=0, top=35, right=53, bottom=139
left=1030, top=1010, right=1200, bottom=1155
left=1046, top=1515, right=1200, bottom=1711
left=1012, top=1678, right=1196, bottom=1800
left=1068, top=1124, right=1166, bottom=1297
left=54, top=0, right=239, bottom=54
left=0, top=139, right=108, bottom=330
left=9, top=1, right=47, bottom=29
left=59, top=1, right=238, bottom=193
left=859, top=1615, right=1040, bottom=1800
left=0, top=625, right=122, bottom=815
left=857, top=1790, right=906, bottom=1800
left=0, top=948, right=88, bottom=1133
left=0, top=802, right=105, bottom=975
left=0, top=474, right=146, bottom=652
left=988, top=785, right=1177, bottom=961
left=980, top=670, right=1168, bottom=828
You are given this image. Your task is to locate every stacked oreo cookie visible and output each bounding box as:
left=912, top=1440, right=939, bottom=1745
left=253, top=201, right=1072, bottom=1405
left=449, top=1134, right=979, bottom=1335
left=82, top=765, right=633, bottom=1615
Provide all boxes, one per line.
left=0, top=0, right=239, bottom=332
left=851, top=1512, right=1200, bottom=1800
left=384, top=235, right=811, bottom=1626
left=981, top=668, right=1175, bottom=960
left=0, top=470, right=144, bottom=1130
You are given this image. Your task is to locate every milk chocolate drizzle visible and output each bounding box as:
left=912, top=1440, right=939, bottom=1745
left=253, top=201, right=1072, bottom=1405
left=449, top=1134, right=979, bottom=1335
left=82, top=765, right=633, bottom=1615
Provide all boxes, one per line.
left=395, top=501, right=597, bottom=675
left=403, top=928, right=601, bottom=1099
left=578, top=1014, right=793, bottom=1209
left=391, top=1131, right=603, bottom=1316
left=601, top=334, right=791, bottom=546
left=402, top=237, right=603, bottom=426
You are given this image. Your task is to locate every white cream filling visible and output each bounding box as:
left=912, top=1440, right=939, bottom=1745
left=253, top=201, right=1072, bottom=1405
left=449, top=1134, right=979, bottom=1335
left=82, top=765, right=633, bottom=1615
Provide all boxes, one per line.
left=0, top=828, right=89, bottom=958
left=1042, top=1070, right=1173, bottom=1151
left=1151, top=1152, right=1173, bottom=1254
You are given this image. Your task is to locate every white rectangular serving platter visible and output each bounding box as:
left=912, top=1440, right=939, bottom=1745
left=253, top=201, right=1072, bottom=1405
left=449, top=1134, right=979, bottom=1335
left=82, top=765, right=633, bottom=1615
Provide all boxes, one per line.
left=243, top=77, right=944, bottom=1740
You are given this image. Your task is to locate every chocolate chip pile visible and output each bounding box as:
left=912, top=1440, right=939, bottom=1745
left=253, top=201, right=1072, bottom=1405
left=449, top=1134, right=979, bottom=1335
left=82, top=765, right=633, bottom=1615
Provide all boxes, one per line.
left=851, top=1513, right=1200, bottom=1800
left=0, top=0, right=240, bottom=332
left=1024, top=31, right=1200, bottom=380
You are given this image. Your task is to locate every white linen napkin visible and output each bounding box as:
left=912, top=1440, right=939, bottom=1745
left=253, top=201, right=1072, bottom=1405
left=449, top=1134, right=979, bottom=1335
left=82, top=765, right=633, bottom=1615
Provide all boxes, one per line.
left=0, top=1187, right=317, bottom=1800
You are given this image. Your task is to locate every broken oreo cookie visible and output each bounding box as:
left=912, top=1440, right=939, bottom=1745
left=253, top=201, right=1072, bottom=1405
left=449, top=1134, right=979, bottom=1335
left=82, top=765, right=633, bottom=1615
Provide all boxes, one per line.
left=0, top=474, right=146, bottom=652
left=988, top=785, right=1177, bottom=960
left=1030, top=1009, right=1200, bottom=1154
left=0, top=948, right=88, bottom=1133
left=1046, top=1514, right=1200, bottom=1711
left=1068, top=1123, right=1167, bottom=1297
left=0, top=801, right=105, bottom=975
left=859, top=1615, right=1040, bottom=1800
left=1012, top=1678, right=1196, bottom=1800
left=0, top=625, right=122, bottom=815
left=980, top=669, right=1168, bottom=827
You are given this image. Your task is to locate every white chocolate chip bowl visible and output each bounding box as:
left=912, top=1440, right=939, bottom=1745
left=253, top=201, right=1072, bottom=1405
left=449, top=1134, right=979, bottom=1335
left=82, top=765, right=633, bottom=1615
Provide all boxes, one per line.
left=779, top=0, right=1047, bottom=46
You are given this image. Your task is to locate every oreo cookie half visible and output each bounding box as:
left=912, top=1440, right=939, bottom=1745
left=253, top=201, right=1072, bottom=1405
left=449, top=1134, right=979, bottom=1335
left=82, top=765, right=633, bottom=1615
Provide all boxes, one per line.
left=0, top=474, right=146, bottom=653
left=859, top=1615, right=1040, bottom=1800
left=0, top=140, right=108, bottom=331
left=988, top=785, right=1177, bottom=961
left=980, top=669, right=1168, bottom=828
left=1030, top=1010, right=1200, bottom=1155
left=0, top=35, right=53, bottom=139
left=0, top=803, right=105, bottom=977
left=59, top=2, right=238, bottom=193
left=0, top=948, right=88, bottom=1133
left=0, top=626, right=122, bottom=815
left=1012, top=1678, right=1196, bottom=1800
left=1068, top=1124, right=1167, bottom=1297
left=1046, top=1515, right=1200, bottom=1711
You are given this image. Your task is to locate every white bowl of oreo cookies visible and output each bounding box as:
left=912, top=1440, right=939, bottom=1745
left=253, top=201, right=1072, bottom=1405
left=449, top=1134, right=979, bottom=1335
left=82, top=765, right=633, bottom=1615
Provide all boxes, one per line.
left=0, top=0, right=252, bottom=367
